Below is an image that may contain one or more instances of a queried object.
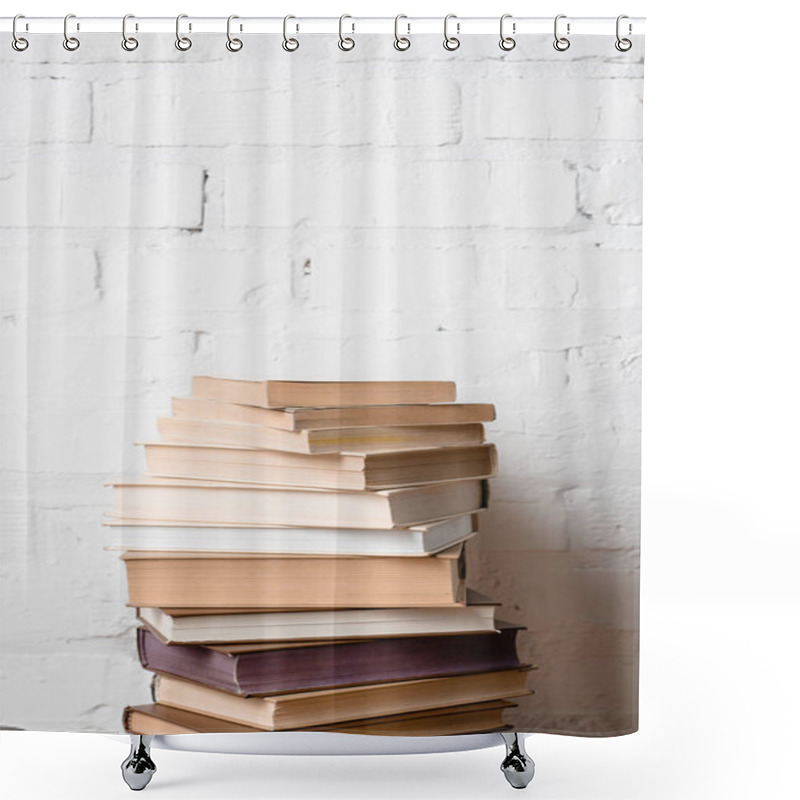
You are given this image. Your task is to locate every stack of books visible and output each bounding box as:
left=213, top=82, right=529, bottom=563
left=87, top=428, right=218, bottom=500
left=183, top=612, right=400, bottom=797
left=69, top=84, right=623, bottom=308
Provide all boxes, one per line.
left=108, top=378, right=532, bottom=735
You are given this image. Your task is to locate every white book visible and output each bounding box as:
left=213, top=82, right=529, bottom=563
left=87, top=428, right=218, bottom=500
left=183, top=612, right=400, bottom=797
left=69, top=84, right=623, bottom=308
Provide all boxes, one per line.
left=108, top=478, right=487, bottom=528
left=138, top=599, right=497, bottom=645
left=105, top=514, right=478, bottom=557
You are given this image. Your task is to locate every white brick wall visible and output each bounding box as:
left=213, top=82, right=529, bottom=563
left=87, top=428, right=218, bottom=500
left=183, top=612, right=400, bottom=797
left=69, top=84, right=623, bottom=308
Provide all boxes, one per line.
left=0, top=33, right=643, bottom=734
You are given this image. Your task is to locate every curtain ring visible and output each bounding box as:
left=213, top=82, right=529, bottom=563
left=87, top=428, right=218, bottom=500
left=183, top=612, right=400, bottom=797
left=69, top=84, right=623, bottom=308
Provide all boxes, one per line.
left=499, top=13, right=516, bottom=51
left=226, top=14, right=243, bottom=51
left=615, top=14, right=632, bottom=52
left=553, top=14, right=570, bottom=51
left=121, top=14, right=139, bottom=51
left=443, top=13, right=460, bottom=51
left=394, top=14, right=410, bottom=51
left=11, top=14, right=29, bottom=51
left=175, top=14, right=192, bottom=51
left=282, top=15, right=299, bottom=51
left=338, top=14, right=355, bottom=51
left=63, top=13, right=80, bottom=51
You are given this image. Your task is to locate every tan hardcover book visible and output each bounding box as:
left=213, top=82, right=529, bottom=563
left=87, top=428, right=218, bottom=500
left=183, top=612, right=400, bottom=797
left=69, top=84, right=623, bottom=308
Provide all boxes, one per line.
left=110, top=479, right=488, bottom=528
left=157, top=417, right=484, bottom=454
left=122, top=545, right=466, bottom=609
left=190, top=378, right=457, bottom=408
left=142, top=442, right=497, bottom=490
left=123, top=701, right=515, bottom=736
left=153, top=668, right=532, bottom=729
left=172, top=397, right=495, bottom=431
left=316, top=701, right=516, bottom=736
left=123, top=703, right=261, bottom=734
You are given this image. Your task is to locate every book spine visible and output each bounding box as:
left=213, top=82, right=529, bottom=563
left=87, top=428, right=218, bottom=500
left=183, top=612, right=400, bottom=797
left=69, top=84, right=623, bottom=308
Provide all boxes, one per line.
left=121, top=706, right=133, bottom=732
left=234, top=629, right=521, bottom=695
left=137, top=629, right=242, bottom=694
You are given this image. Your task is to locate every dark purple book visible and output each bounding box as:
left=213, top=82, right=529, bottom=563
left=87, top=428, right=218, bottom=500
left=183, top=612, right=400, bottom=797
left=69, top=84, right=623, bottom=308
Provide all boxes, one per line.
left=137, top=623, right=523, bottom=696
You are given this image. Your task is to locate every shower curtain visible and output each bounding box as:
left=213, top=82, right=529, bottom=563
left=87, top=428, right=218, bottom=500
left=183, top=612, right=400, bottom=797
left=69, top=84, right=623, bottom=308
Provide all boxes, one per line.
left=0, top=26, right=643, bottom=737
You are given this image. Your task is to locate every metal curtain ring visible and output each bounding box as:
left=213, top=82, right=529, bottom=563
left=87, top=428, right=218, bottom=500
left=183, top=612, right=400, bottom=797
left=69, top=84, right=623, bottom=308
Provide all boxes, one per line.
left=63, top=13, right=80, bottom=51
left=338, top=14, right=355, bottom=51
left=394, top=14, right=410, bottom=50
left=553, top=14, right=570, bottom=51
left=12, top=14, right=29, bottom=51
left=443, top=13, right=460, bottom=51
left=615, top=14, right=632, bottom=51
left=282, top=15, right=299, bottom=51
left=226, top=15, right=243, bottom=51
left=121, top=14, right=139, bottom=51
left=499, top=13, right=516, bottom=51
left=175, top=13, right=192, bottom=51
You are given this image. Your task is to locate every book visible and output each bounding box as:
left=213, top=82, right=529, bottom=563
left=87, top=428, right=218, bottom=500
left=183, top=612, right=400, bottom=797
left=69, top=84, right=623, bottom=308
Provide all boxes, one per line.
left=136, top=623, right=523, bottom=695
left=312, top=701, right=515, bottom=736
left=123, top=700, right=516, bottom=736
left=157, top=417, right=485, bottom=454
left=137, top=593, right=498, bottom=644
left=123, top=703, right=261, bottom=734
left=152, top=667, right=532, bottom=729
left=121, top=546, right=466, bottom=609
left=105, top=514, right=478, bottom=557
left=110, top=479, right=488, bottom=529
left=191, top=377, right=457, bottom=408
left=141, top=442, right=497, bottom=490
left=172, top=397, right=496, bottom=431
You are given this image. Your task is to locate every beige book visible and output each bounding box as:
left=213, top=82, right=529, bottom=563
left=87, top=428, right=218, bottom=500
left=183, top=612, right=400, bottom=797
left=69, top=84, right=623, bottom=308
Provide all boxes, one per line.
left=122, top=545, right=466, bottom=609
left=157, top=416, right=484, bottom=454
left=153, top=668, right=532, bottom=729
left=172, top=396, right=495, bottom=431
left=109, top=479, right=488, bottom=528
left=123, top=700, right=515, bottom=736
left=191, top=377, right=457, bottom=408
left=142, top=441, right=497, bottom=490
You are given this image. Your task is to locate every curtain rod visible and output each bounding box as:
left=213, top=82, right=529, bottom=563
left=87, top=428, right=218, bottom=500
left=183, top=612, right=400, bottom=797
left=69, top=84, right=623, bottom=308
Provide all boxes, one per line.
left=1, top=16, right=645, bottom=37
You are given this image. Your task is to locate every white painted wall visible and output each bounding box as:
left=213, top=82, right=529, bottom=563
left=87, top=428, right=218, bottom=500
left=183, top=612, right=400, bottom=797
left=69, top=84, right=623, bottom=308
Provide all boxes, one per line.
left=0, top=33, right=642, bottom=733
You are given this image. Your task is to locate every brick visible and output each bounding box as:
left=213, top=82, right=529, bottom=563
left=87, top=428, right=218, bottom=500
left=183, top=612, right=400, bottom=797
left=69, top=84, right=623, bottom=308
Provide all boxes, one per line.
left=487, top=160, right=576, bottom=227
left=501, top=247, right=642, bottom=309
left=476, top=78, right=643, bottom=141
left=578, top=160, right=643, bottom=225
left=471, top=550, right=640, bottom=630
left=310, top=245, right=480, bottom=312
left=0, top=243, right=100, bottom=316
left=561, top=484, right=642, bottom=549
left=479, top=496, right=570, bottom=551
left=225, top=156, right=492, bottom=228
left=96, top=75, right=461, bottom=148
left=0, top=71, right=92, bottom=144
left=0, top=156, right=205, bottom=229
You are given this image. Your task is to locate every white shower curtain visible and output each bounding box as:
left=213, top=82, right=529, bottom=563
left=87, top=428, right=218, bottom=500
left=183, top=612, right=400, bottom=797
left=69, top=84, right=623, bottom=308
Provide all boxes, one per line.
left=0, top=28, right=642, bottom=736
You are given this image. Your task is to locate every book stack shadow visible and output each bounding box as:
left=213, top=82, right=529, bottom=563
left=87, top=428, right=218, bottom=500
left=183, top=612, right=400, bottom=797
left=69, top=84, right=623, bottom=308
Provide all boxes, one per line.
left=108, top=378, right=533, bottom=735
